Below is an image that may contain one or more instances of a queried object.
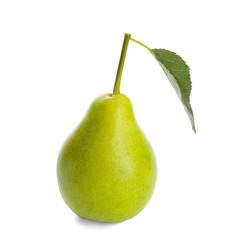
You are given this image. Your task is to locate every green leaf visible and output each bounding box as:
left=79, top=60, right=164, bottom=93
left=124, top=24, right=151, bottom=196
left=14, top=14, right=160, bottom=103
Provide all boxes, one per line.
left=151, top=49, right=196, bottom=133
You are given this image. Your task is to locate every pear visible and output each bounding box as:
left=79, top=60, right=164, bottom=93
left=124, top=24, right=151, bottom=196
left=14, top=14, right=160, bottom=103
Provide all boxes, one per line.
left=57, top=33, right=157, bottom=223
left=57, top=93, right=157, bottom=222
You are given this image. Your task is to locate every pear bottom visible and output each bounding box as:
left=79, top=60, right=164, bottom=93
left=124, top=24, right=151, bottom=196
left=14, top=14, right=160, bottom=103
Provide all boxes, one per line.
left=57, top=93, right=157, bottom=223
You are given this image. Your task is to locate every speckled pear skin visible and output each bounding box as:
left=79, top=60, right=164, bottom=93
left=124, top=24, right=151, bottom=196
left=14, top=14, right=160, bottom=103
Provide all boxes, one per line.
left=57, top=93, right=157, bottom=223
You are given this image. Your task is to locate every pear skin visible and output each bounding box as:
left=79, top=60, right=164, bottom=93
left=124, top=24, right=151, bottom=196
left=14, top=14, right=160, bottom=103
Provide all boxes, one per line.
left=57, top=93, right=157, bottom=223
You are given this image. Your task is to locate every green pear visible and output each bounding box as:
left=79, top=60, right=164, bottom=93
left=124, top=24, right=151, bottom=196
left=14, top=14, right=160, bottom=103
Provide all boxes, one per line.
left=57, top=33, right=157, bottom=223
left=57, top=93, right=157, bottom=222
left=56, top=32, right=196, bottom=223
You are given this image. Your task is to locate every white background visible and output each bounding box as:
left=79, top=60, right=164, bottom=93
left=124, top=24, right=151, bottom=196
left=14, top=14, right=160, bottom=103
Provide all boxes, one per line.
left=0, top=0, right=233, bottom=239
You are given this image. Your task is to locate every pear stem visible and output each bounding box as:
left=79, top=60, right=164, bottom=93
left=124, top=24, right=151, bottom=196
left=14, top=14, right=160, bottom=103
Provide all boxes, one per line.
left=113, top=33, right=131, bottom=95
